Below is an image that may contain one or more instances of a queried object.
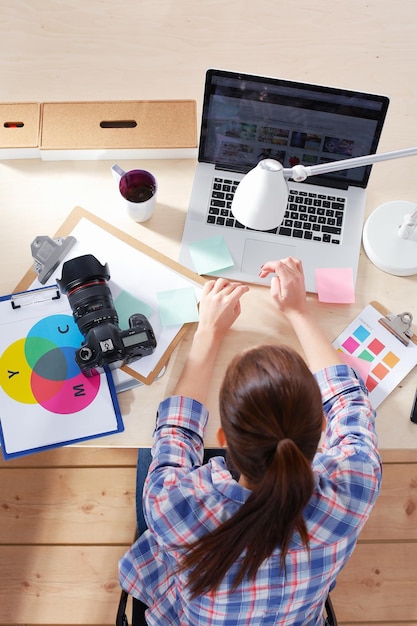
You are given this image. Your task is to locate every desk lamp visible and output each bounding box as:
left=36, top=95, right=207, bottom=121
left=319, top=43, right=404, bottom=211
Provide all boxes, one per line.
left=231, top=147, right=417, bottom=276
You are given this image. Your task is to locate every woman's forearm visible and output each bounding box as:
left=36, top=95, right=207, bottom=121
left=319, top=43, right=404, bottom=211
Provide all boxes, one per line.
left=286, top=309, right=343, bottom=372
left=172, top=279, right=249, bottom=404
left=173, top=329, right=222, bottom=404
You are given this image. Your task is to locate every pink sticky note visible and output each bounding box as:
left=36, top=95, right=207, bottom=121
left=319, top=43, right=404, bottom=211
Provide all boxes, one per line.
left=316, top=267, right=355, bottom=303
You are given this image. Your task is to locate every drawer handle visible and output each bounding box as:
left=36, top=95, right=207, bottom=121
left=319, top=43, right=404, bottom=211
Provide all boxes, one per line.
left=99, top=120, right=137, bottom=129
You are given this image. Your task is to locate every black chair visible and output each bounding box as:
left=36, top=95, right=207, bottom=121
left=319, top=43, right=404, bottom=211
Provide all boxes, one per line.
left=116, top=448, right=338, bottom=626
left=116, top=591, right=338, bottom=626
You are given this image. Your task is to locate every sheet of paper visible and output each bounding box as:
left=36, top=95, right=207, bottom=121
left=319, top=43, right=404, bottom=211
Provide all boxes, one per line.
left=114, top=291, right=153, bottom=327
left=187, top=235, right=234, bottom=275
left=316, top=267, right=355, bottom=303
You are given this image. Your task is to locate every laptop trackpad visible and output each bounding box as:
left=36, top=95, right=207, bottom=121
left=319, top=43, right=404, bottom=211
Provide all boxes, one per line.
left=241, top=239, right=297, bottom=275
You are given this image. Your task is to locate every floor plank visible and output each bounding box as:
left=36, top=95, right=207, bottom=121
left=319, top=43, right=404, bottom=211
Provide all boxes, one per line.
left=360, top=463, right=417, bottom=540
left=0, top=447, right=138, bottom=468
left=0, top=467, right=137, bottom=543
left=334, top=542, right=417, bottom=622
left=1, top=542, right=417, bottom=623
left=0, top=546, right=126, bottom=624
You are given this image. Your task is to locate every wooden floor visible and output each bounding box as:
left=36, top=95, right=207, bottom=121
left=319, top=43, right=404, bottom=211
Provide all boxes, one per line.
left=1, top=446, right=417, bottom=625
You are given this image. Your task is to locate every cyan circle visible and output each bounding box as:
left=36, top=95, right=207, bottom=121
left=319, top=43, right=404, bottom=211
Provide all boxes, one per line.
left=25, top=314, right=83, bottom=378
left=27, top=314, right=83, bottom=349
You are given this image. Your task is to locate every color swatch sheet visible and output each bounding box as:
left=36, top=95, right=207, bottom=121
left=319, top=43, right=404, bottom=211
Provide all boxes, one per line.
left=333, top=303, right=417, bottom=408
left=0, top=288, right=122, bottom=459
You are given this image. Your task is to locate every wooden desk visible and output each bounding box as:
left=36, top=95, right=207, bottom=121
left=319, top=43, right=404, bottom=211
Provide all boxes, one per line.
left=0, top=155, right=416, bottom=450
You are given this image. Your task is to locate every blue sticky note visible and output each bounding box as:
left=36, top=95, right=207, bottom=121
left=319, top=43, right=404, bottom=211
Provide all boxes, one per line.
left=157, top=287, right=199, bottom=326
left=114, top=291, right=153, bottom=327
left=187, top=235, right=234, bottom=275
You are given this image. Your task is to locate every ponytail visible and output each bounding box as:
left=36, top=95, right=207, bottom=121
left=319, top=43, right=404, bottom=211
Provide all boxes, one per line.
left=180, top=345, right=324, bottom=597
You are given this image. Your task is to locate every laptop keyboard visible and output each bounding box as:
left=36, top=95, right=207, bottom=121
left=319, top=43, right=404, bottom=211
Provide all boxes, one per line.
left=207, top=176, right=346, bottom=245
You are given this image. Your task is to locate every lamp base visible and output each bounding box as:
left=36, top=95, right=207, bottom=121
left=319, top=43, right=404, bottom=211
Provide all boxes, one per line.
left=362, top=201, right=417, bottom=276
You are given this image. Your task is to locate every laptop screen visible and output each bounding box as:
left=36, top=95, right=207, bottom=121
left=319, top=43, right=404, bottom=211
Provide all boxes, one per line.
left=199, top=69, right=389, bottom=188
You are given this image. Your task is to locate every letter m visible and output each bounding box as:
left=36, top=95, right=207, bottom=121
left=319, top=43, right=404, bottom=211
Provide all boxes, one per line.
left=73, top=384, right=86, bottom=397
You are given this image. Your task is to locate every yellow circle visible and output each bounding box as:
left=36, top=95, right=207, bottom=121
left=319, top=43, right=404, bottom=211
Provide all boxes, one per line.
left=0, top=338, right=36, bottom=403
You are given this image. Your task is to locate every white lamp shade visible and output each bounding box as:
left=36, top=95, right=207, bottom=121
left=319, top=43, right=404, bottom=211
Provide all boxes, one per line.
left=231, top=159, right=289, bottom=231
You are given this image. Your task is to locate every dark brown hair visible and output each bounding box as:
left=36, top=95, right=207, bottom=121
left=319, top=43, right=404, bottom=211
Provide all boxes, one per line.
left=181, top=344, right=324, bottom=597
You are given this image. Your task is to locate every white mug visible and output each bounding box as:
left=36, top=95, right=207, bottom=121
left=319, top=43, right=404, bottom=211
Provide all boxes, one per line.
left=112, top=164, right=158, bottom=222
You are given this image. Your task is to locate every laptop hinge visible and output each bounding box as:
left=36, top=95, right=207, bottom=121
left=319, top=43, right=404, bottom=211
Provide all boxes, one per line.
left=298, top=176, right=351, bottom=191
left=214, top=162, right=249, bottom=175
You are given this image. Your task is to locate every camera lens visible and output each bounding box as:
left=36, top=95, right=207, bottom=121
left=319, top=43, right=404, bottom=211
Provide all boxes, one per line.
left=57, top=254, right=118, bottom=336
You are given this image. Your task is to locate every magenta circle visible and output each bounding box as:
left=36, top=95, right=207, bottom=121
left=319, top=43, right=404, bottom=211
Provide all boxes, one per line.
left=31, top=369, right=100, bottom=414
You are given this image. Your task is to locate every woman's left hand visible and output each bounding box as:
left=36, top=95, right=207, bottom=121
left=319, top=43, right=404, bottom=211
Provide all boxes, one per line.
left=197, top=278, right=249, bottom=339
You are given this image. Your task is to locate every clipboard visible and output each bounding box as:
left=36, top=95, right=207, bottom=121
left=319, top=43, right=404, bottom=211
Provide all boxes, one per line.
left=15, top=206, right=206, bottom=385
left=0, top=284, right=123, bottom=459
left=333, top=300, right=417, bottom=409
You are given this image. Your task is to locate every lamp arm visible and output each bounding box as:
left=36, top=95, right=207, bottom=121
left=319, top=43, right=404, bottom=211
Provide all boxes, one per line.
left=398, top=207, right=417, bottom=240
left=282, top=146, right=417, bottom=182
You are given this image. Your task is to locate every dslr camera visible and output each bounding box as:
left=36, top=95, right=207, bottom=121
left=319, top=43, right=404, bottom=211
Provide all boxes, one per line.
left=57, top=254, right=157, bottom=375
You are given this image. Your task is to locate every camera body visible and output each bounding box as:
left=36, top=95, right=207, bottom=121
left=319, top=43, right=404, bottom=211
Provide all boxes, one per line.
left=73, top=313, right=156, bottom=373
left=57, top=254, right=157, bottom=375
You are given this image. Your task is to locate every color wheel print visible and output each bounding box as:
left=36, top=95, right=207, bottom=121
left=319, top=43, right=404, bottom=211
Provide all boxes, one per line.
left=0, top=314, right=100, bottom=414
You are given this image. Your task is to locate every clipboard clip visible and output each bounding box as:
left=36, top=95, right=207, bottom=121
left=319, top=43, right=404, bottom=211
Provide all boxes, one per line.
left=379, top=311, right=414, bottom=346
left=11, top=286, right=61, bottom=310
left=31, top=235, right=77, bottom=284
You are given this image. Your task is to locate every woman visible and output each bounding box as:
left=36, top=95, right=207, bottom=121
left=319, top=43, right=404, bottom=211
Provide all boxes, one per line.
left=119, top=257, right=381, bottom=625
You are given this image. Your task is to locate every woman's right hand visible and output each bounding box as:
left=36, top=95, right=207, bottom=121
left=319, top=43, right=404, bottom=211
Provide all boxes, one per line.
left=259, top=257, right=308, bottom=320
left=261, top=257, right=343, bottom=370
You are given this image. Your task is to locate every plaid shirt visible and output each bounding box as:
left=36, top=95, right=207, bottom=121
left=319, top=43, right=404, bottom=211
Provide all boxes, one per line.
left=119, top=364, right=381, bottom=625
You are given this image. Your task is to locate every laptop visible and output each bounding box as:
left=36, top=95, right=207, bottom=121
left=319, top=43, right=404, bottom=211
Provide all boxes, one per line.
left=179, top=69, right=389, bottom=292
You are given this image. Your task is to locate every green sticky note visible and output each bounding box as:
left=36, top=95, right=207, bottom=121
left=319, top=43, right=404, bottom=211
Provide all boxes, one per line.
left=157, top=287, right=199, bottom=326
left=114, top=291, right=153, bottom=328
left=188, top=235, right=234, bottom=275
